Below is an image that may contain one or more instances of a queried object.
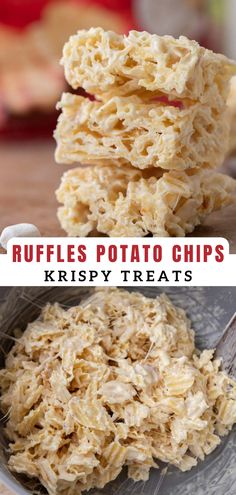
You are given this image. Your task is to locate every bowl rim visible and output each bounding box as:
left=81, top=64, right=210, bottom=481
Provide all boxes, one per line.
left=0, top=470, right=30, bottom=495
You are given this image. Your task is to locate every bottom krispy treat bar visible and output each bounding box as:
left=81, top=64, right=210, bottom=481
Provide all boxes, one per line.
left=56, top=164, right=236, bottom=237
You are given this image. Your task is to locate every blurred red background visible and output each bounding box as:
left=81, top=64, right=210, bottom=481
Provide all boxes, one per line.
left=0, top=0, right=134, bottom=29
left=0, top=0, right=137, bottom=139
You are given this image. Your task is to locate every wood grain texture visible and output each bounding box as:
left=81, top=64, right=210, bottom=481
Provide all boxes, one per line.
left=0, top=140, right=236, bottom=251
left=0, top=140, right=64, bottom=238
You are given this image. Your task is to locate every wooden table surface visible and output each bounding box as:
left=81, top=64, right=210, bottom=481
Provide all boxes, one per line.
left=0, top=140, right=236, bottom=252
left=0, top=482, right=15, bottom=495
left=0, top=139, right=64, bottom=238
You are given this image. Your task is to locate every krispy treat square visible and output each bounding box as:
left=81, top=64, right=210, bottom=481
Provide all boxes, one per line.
left=61, top=27, right=236, bottom=107
left=55, top=93, right=229, bottom=171
left=56, top=164, right=236, bottom=237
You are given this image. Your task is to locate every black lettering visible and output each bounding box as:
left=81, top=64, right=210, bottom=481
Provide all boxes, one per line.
left=89, top=270, right=98, bottom=281
left=44, top=270, right=55, bottom=282
left=78, top=271, right=86, bottom=281
left=102, top=270, right=111, bottom=282
left=172, top=270, right=182, bottom=282
left=121, top=270, right=130, bottom=282
left=58, top=271, right=67, bottom=282
left=185, top=270, right=192, bottom=282
left=133, top=270, right=143, bottom=282
left=158, top=270, right=169, bottom=282
left=146, top=270, right=155, bottom=281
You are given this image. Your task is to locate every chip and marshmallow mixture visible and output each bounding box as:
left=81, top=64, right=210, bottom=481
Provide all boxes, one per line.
left=1, top=289, right=236, bottom=495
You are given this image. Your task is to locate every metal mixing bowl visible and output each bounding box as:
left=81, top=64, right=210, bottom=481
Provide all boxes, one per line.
left=0, top=287, right=235, bottom=495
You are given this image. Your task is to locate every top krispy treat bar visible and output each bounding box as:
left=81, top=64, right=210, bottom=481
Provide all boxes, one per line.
left=62, top=27, right=236, bottom=105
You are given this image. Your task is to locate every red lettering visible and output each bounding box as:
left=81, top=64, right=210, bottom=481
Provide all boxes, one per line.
left=57, top=245, right=64, bottom=262
left=78, top=245, right=86, bottom=262
left=97, top=245, right=105, bottom=262
left=173, top=245, right=181, bottom=262
left=196, top=244, right=201, bottom=262
left=36, top=245, right=44, bottom=262
left=46, top=245, right=54, bottom=262
left=130, top=245, right=140, bottom=262
left=120, top=244, right=128, bottom=262
left=153, top=245, right=162, bottom=262
left=108, top=245, right=117, bottom=262
left=67, top=245, right=75, bottom=262
left=143, top=245, right=150, bottom=262
left=184, top=244, right=193, bottom=262
left=204, top=245, right=212, bottom=262
left=215, top=245, right=224, bottom=262
left=24, top=245, right=33, bottom=262
left=12, top=245, right=21, bottom=262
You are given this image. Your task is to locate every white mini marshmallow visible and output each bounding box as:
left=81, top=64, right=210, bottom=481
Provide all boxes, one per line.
left=0, top=223, right=41, bottom=250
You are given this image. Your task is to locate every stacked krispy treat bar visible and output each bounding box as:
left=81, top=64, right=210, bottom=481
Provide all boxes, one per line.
left=55, top=28, right=236, bottom=237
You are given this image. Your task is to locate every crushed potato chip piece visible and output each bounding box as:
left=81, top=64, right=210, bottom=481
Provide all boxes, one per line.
left=56, top=164, right=236, bottom=237
left=55, top=93, right=229, bottom=170
left=1, top=288, right=236, bottom=495
left=99, top=381, right=136, bottom=404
